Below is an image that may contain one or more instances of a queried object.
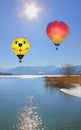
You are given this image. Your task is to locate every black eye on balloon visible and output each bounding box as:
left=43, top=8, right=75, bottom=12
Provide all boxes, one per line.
left=23, top=41, right=26, bottom=44
left=15, top=41, right=18, bottom=44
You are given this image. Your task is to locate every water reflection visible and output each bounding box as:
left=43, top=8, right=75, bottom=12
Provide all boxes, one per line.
left=44, top=78, right=57, bottom=88
left=16, top=96, right=45, bottom=130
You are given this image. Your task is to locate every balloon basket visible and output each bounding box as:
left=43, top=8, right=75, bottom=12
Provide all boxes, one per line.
left=19, top=59, right=22, bottom=63
left=56, top=47, right=58, bottom=50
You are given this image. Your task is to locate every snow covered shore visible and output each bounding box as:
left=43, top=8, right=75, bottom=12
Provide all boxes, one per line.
left=0, top=75, right=43, bottom=78
left=0, top=75, right=58, bottom=78
left=60, top=84, right=81, bottom=97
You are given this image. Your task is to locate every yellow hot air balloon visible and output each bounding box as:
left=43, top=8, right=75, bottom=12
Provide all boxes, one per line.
left=11, top=38, right=30, bottom=62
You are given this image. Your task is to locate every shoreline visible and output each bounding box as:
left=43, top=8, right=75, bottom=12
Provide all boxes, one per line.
left=0, top=75, right=62, bottom=78
left=60, top=84, right=81, bottom=98
left=1, top=75, right=81, bottom=98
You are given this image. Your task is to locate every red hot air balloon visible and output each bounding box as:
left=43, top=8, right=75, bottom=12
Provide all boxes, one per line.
left=46, top=20, right=69, bottom=50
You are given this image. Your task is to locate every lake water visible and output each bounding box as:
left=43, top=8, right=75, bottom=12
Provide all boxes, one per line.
left=0, top=77, right=81, bottom=130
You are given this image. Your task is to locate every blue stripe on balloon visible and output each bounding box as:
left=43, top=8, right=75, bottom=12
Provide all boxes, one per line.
left=48, top=22, right=53, bottom=25
left=60, top=21, right=64, bottom=24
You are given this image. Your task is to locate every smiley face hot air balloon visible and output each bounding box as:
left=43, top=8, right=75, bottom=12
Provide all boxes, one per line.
left=11, top=38, right=30, bottom=62
left=46, top=20, right=69, bottom=50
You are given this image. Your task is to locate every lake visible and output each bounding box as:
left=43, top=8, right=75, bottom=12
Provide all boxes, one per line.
left=0, top=76, right=81, bottom=130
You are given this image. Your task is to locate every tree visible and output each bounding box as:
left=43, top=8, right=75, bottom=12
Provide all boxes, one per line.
left=61, top=64, right=75, bottom=77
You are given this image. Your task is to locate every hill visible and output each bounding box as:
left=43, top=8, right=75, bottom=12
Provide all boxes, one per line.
left=7, top=65, right=60, bottom=75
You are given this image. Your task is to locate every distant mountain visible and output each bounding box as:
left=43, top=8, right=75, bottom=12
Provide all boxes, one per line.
left=73, top=65, right=81, bottom=74
left=1, top=65, right=81, bottom=75
left=73, top=65, right=81, bottom=72
left=0, top=68, right=8, bottom=72
left=7, top=65, right=60, bottom=75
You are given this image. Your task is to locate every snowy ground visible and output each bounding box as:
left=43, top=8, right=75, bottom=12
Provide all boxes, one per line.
left=0, top=75, right=61, bottom=78
left=60, top=84, right=81, bottom=98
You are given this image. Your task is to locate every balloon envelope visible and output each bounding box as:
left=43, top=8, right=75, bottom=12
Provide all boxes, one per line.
left=11, top=38, right=30, bottom=62
left=46, top=20, right=69, bottom=47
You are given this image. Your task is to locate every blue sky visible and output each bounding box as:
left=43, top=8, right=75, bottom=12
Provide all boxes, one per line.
left=0, top=0, right=81, bottom=68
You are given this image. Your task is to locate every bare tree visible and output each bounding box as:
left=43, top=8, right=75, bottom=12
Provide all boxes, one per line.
left=61, top=64, right=75, bottom=77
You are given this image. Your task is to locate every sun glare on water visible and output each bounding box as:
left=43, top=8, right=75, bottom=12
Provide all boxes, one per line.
left=16, top=96, right=45, bottom=130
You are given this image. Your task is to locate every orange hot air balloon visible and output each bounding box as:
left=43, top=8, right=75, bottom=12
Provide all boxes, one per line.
left=46, top=20, right=69, bottom=50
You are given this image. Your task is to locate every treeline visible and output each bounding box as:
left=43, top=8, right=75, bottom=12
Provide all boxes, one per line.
left=0, top=72, right=12, bottom=75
